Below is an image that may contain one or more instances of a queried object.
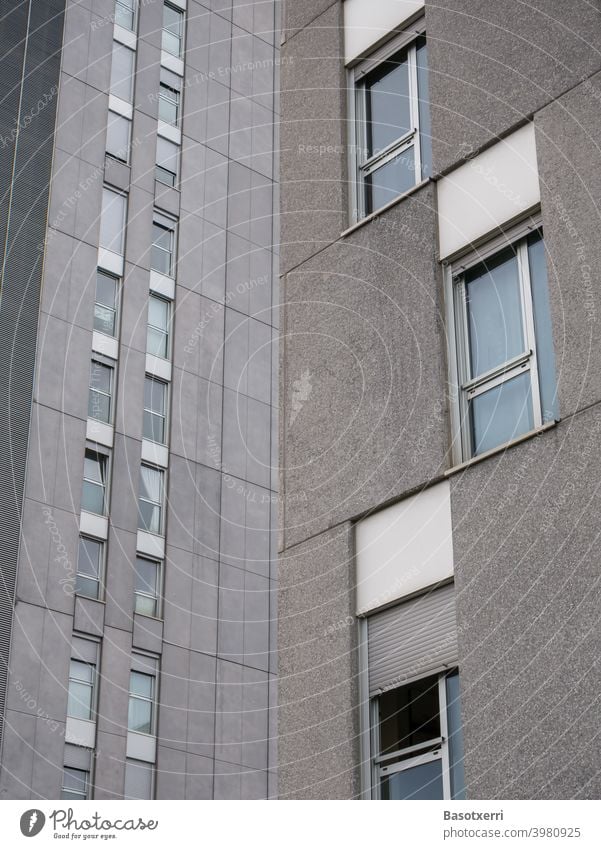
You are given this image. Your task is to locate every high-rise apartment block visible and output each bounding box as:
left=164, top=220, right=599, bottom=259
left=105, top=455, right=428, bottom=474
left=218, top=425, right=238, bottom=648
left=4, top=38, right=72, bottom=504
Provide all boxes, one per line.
left=278, top=0, right=601, bottom=799
left=0, top=0, right=279, bottom=799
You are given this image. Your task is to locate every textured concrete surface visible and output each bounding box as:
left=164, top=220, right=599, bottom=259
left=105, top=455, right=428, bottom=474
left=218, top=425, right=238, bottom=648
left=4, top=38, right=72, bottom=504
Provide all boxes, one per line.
left=281, top=183, right=449, bottom=548
left=427, top=0, right=601, bottom=175
left=278, top=523, right=361, bottom=798
left=451, top=406, right=601, bottom=799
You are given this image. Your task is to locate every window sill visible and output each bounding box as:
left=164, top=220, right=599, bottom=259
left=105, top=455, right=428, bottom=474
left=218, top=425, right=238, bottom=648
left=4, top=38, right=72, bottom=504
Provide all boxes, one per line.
left=341, top=178, right=431, bottom=239
left=444, top=419, right=558, bottom=478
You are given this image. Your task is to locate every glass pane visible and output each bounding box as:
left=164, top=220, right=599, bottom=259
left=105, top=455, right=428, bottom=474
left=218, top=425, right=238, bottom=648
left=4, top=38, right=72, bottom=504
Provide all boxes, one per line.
left=446, top=672, right=466, bottom=800
left=162, top=29, right=181, bottom=56
left=88, top=389, right=110, bottom=422
left=75, top=573, right=99, bottom=599
left=143, top=410, right=165, bottom=443
left=138, top=500, right=161, bottom=534
left=124, top=760, right=153, bottom=800
left=67, top=681, right=92, bottom=719
left=145, top=377, right=165, bottom=415
left=82, top=481, right=105, bottom=515
left=96, top=272, right=117, bottom=309
left=471, top=371, right=533, bottom=456
left=110, top=42, right=134, bottom=102
left=466, top=247, right=524, bottom=377
left=90, top=362, right=112, bottom=395
left=365, top=52, right=411, bottom=157
left=106, top=111, right=130, bottom=161
left=365, top=146, right=415, bottom=214
left=94, top=304, right=116, bottom=336
left=148, top=295, right=169, bottom=330
left=78, top=538, right=101, bottom=578
left=100, top=189, right=126, bottom=253
left=115, top=1, right=135, bottom=30
left=147, top=326, right=168, bottom=359
left=379, top=675, right=440, bottom=755
left=140, top=465, right=162, bottom=503
left=63, top=768, right=87, bottom=795
left=128, top=696, right=152, bottom=734
left=135, top=593, right=158, bottom=618
left=70, top=659, right=93, bottom=683
left=130, top=671, right=153, bottom=698
left=381, top=758, right=443, bottom=800
left=156, top=137, right=178, bottom=173
left=159, top=88, right=178, bottom=125
left=416, top=37, right=432, bottom=180
left=135, top=557, right=158, bottom=595
left=528, top=232, right=558, bottom=422
left=61, top=789, right=86, bottom=800
left=156, top=165, right=176, bottom=187
left=164, top=4, right=183, bottom=35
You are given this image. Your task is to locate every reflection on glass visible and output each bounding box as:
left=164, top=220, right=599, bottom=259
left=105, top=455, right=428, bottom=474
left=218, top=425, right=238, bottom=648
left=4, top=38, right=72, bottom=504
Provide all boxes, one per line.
left=446, top=672, right=466, bottom=800
left=365, top=147, right=415, bottom=214
left=365, top=53, right=411, bottom=157
left=471, top=371, right=533, bottom=455
left=381, top=758, right=443, bottom=800
left=466, top=247, right=524, bottom=377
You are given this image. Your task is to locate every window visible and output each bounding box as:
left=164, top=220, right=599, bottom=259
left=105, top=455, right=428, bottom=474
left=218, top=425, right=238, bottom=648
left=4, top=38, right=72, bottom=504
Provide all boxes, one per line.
left=374, top=671, right=465, bottom=800
left=128, top=670, right=155, bottom=734
left=106, top=110, right=131, bottom=162
left=88, top=360, right=114, bottom=424
left=138, top=465, right=164, bottom=535
left=67, top=659, right=95, bottom=721
left=99, top=188, right=127, bottom=255
left=162, top=3, right=184, bottom=58
left=110, top=41, right=135, bottom=103
left=147, top=295, right=170, bottom=359
left=115, top=0, right=137, bottom=31
left=76, top=537, right=103, bottom=599
left=151, top=214, right=176, bottom=277
left=158, top=70, right=181, bottom=126
left=448, top=225, right=558, bottom=460
left=94, top=270, right=119, bottom=337
left=61, top=767, right=89, bottom=801
left=156, top=136, right=179, bottom=187
left=124, top=759, right=153, bottom=799
left=143, top=376, right=167, bottom=443
left=134, top=556, right=161, bottom=617
left=352, top=26, right=431, bottom=219
left=82, top=450, right=108, bottom=515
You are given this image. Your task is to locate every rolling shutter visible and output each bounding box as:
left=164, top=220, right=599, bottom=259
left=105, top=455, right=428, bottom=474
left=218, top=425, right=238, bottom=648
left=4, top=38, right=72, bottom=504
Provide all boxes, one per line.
left=367, top=582, right=458, bottom=696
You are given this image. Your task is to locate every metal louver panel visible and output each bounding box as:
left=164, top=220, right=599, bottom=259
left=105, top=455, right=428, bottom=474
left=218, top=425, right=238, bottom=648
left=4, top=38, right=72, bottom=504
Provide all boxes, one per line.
left=367, top=582, right=458, bottom=696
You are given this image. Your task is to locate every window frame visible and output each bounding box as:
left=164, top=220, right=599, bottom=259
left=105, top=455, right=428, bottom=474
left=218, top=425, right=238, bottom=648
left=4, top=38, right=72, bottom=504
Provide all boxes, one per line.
left=162, top=2, right=185, bottom=58
left=81, top=448, right=109, bottom=516
left=138, top=464, right=165, bottom=536
left=67, top=658, right=96, bottom=722
left=94, top=270, right=120, bottom=338
left=445, top=215, right=553, bottom=464
left=75, top=536, right=105, bottom=600
left=114, top=0, right=138, bottom=32
left=155, top=135, right=179, bottom=188
left=349, top=18, right=428, bottom=222
left=143, top=374, right=168, bottom=445
left=110, top=40, right=135, bottom=104
left=134, top=555, right=162, bottom=619
left=370, top=670, right=462, bottom=800
left=151, top=212, right=177, bottom=277
left=158, top=71, right=181, bottom=127
left=147, top=293, right=171, bottom=361
left=88, top=357, right=115, bottom=425
left=128, top=668, right=156, bottom=736
left=61, top=767, right=89, bottom=801
left=106, top=109, right=131, bottom=164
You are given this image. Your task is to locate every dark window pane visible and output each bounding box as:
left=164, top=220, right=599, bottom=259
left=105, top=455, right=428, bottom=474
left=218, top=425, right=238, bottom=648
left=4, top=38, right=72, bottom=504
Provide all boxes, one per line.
left=135, top=557, right=158, bottom=596
left=77, top=538, right=101, bottom=579
left=466, top=247, right=524, bottom=377
left=75, top=573, right=99, bottom=599
left=365, top=51, right=411, bottom=157
left=446, top=672, right=466, bottom=800
left=379, top=675, right=440, bottom=755
left=365, top=145, right=415, bottom=214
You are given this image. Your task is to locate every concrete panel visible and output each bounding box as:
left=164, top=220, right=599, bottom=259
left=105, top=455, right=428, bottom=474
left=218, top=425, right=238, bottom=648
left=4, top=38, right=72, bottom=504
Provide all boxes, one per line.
left=427, top=0, right=601, bottom=176
left=278, top=523, right=360, bottom=798
left=94, top=729, right=127, bottom=799
left=96, top=626, right=132, bottom=737
left=281, top=183, right=448, bottom=548
left=344, top=0, right=424, bottom=63
left=74, top=595, right=106, bottom=637
left=535, top=72, right=601, bottom=419
left=280, top=4, right=347, bottom=273
left=451, top=405, right=601, bottom=799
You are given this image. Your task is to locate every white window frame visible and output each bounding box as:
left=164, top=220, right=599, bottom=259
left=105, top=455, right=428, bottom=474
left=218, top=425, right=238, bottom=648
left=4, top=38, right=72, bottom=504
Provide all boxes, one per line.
left=147, top=294, right=171, bottom=360
left=106, top=109, right=132, bottom=163
left=61, top=767, right=89, bottom=801
left=349, top=18, right=427, bottom=222
left=94, top=269, right=120, bottom=338
left=151, top=212, right=177, bottom=277
left=143, top=374, right=168, bottom=445
left=445, top=215, right=549, bottom=464
left=370, top=671, right=454, bottom=801
left=88, top=357, right=115, bottom=425
left=82, top=447, right=110, bottom=516
left=75, top=535, right=105, bottom=600
left=155, top=136, right=179, bottom=188
left=138, top=464, right=165, bottom=536
left=110, top=40, right=135, bottom=103
left=134, top=555, right=162, bottom=618
left=115, top=0, right=138, bottom=32
left=162, top=2, right=185, bottom=59
left=158, top=70, right=181, bottom=127
left=67, top=658, right=96, bottom=722
left=128, top=668, right=157, bottom=736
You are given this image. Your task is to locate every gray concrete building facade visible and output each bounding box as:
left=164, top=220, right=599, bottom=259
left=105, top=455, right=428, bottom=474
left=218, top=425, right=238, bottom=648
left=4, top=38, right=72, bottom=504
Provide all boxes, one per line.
left=0, top=0, right=279, bottom=800
left=278, top=0, right=601, bottom=799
